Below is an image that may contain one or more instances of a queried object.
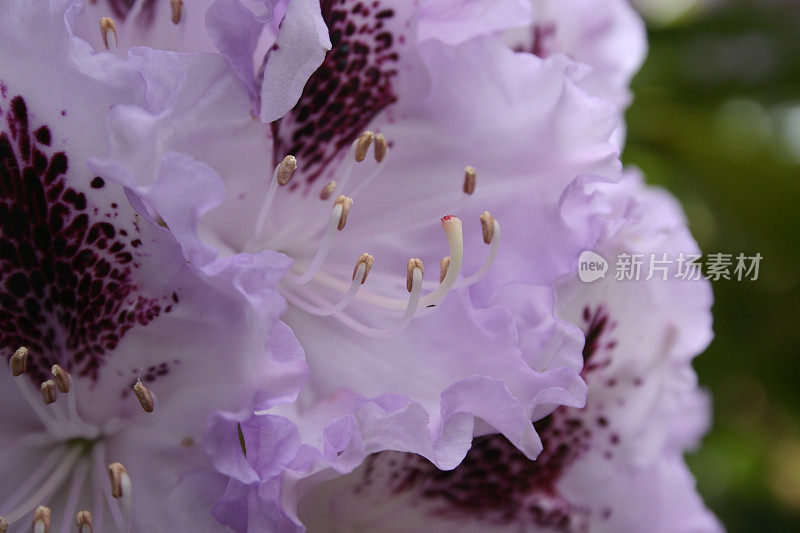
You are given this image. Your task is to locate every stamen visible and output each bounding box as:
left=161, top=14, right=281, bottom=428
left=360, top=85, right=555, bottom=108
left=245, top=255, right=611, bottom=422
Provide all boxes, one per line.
left=41, top=380, right=57, bottom=405
left=296, top=215, right=463, bottom=312
left=407, top=258, right=424, bottom=292
left=108, top=462, right=132, bottom=533
left=59, top=460, right=89, bottom=533
left=8, top=350, right=59, bottom=432
left=374, top=133, right=388, bottom=163
left=32, top=505, right=50, bottom=533
left=322, top=260, right=424, bottom=338
left=456, top=213, right=501, bottom=288
left=133, top=380, right=155, bottom=413
left=348, top=135, right=390, bottom=198
left=480, top=211, right=495, bottom=244
left=463, top=166, right=476, bottom=195
left=355, top=131, right=374, bottom=162
left=0, top=516, right=7, bottom=533
left=440, top=256, right=451, bottom=283
left=1, top=446, right=82, bottom=526
left=283, top=253, right=373, bottom=316
left=99, top=17, right=117, bottom=50
left=319, top=180, right=337, bottom=200
left=51, top=365, right=69, bottom=394
left=170, top=0, right=183, bottom=24
left=287, top=198, right=350, bottom=284
left=91, top=447, right=105, bottom=532
left=63, top=374, right=94, bottom=434
left=10, top=346, right=27, bottom=376
left=334, top=195, right=353, bottom=231
left=352, top=253, right=374, bottom=284
left=76, top=511, right=93, bottom=533
left=254, top=155, right=298, bottom=236
left=323, top=131, right=374, bottom=201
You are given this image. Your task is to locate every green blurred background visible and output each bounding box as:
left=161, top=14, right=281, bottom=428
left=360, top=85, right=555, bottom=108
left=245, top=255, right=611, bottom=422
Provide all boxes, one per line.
left=624, top=0, right=800, bottom=530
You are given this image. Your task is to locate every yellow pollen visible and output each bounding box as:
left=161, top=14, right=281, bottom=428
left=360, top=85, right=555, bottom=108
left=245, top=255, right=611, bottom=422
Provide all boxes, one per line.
left=334, top=195, right=353, bottom=231
left=480, top=211, right=495, bottom=244
left=108, top=462, right=128, bottom=499
left=51, top=364, right=70, bottom=394
left=319, top=180, right=337, bottom=200
left=352, top=253, right=375, bottom=284
left=463, top=166, right=476, bottom=195
left=355, top=131, right=374, bottom=162
left=40, top=380, right=57, bottom=405
left=170, top=0, right=183, bottom=24
left=440, top=256, right=451, bottom=283
left=407, top=258, right=424, bottom=292
left=374, top=133, right=388, bottom=163
left=10, top=346, right=28, bottom=376
left=133, top=380, right=155, bottom=413
left=99, top=17, right=117, bottom=50
left=276, top=155, right=298, bottom=186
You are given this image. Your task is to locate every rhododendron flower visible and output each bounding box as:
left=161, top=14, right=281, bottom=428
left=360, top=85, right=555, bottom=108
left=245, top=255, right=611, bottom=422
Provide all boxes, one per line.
left=0, top=0, right=306, bottom=530
left=0, top=0, right=721, bottom=531
left=293, top=171, right=722, bottom=532
left=83, top=0, right=639, bottom=528
left=505, top=0, right=647, bottom=146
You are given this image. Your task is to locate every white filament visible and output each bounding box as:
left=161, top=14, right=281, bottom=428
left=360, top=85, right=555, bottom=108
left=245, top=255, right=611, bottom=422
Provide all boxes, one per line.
left=285, top=263, right=365, bottom=315
left=346, top=159, right=386, bottom=198
left=288, top=217, right=463, bottom=312
left=0, top=447, right=66, bottom=514
left=455, top=219, right=500, bottom=287
left=94, top=444, right=125, bottom=532
left=2, top=446, right=82, bottom=524
left=10, top=367, right=59, bottom=436
left=286, top=203, right=343, bottom=285
left=308, top=266, right=423, bottom=338
left=58, top=459, right=88, bottom=533
left=253, top=163, right=283, bottom=237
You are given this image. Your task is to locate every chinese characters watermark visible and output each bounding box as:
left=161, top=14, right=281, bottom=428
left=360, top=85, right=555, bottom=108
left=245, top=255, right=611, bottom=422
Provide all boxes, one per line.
left=578, top=251, right=762, bottom=282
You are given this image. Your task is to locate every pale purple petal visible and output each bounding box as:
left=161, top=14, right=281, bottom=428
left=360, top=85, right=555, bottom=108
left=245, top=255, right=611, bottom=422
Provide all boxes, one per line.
left=418, top=0, right=533, bottom=45
left=205, top=0, right=275, bottom=102
left=259, top=0, right=332, bottom=122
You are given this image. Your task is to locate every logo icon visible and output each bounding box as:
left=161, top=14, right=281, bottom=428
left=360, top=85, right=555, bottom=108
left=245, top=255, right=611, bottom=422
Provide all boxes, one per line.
left=578, top=251, right=608, bottom=283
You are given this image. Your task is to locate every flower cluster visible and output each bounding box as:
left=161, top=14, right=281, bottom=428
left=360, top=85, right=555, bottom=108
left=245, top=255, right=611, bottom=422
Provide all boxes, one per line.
left=0, top=0, right=719, bottom=531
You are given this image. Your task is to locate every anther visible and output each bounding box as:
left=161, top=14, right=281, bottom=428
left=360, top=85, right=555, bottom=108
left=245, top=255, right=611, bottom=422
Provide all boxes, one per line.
left=320, top=180, right=337, bottom=200
left=407, top=258, right=424, bottom=292
left=133, top=380, right=154, bottom=413
left=0, top=516, right=7, bottom=533
left=32, top=505, right=50, bottom=533
left=51, top=365, right=70, bottom=394
left=170, top=0, right=183, bottom=24
left=276, top=155, right=298, bottom=186
left=99, top=17, right=117, bottom=50
left=440, top=256, right=451, bottom=283
left=463, top=166, right=476, bottom=195
left=480, top=211, right=495, bottom=244
left=108, top=462, right=128, bottom=499
left=374, top=133, right=388, bottom=163
left=76, top=510, right=93, bottom=533
left=355, top=131, right=374, bottom=162
left=352, top=253, right=374, bottom=284
left=334, top=195, right=353, bottom=231
left=41, top=380, right=57, bottom=405
left=10, top=346, right=28, bottom=376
